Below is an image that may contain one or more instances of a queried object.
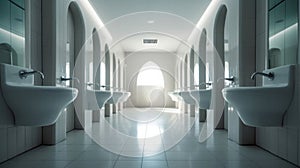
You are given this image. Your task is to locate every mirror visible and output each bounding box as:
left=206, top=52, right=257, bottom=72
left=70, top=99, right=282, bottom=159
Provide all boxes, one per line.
left=0, top=0, right=25, bottom=66
left=268, top=0, right=298, bottom=68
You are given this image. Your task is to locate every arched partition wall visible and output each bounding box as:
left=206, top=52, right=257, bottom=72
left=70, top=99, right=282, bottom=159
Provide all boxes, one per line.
left=104, top=44, right=111, bottom=117
left=212, top=5, right=227, bottom=129
left=92, top=28, right=101, bottom=90
left=104, top=44, right=110, bottom=89
left=118, top=60, right=121, bottom=90
left=64, top=5, right=76, bottom=133
left=43, top=1, right=86, bottom=145
left=113, top=54, right=117, bottom=89
left=178, top=60, right=183, bottom=110
left=122, top=64, right=126, bottom=94
left=112, top=53, right=117, bottom=114
left=68, top=2, right=86, bottom=130
left=189, top=47, right=195, bottom=90
left=117, top=60, right=123, bottom=111
left=91, top=28, right=101, bottom=122
left=198, top=29, right=207, bottom=122
left=199, top=29, right=207, bottom=88
left=189, top=47, right=195, bottom=117
left=183, top=54, right=188, bottom=113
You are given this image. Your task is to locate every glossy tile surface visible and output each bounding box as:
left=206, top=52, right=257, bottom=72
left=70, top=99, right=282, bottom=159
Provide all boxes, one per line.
left=0, top=108, right=298, bottom=168
left=84, top=108, right=194, bottom=157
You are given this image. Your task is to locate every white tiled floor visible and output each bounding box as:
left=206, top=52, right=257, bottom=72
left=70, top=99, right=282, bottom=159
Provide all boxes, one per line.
left=0, top=108, right=298, bottom=168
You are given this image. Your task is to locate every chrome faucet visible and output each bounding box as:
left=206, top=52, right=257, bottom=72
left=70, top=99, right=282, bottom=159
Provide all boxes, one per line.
left=19, top=70, right=44, bottom=80
left=86, top=82, right=100, bottom=87
left=101, top=85, right=113, bottom=90
left=224, top=76, right=235, bottom=82
left=217, top=76, right=235, bottom=83
left=60, top=76, right=80, bottom=83
left=101, top=85, right=121, bottom=91
left=216, top=76, right=236, bottom=86
left=194, top=82, right=212, bottom=88
left=251, top=72, right=274, bottom=80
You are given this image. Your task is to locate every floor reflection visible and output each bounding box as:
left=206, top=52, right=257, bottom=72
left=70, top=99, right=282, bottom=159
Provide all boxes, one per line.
left=85, top=108, right=195, bottom=157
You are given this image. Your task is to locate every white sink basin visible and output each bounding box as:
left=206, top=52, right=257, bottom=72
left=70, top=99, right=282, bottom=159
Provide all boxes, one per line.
left=222, top=64, right=295, bottom=127
left=106, top=91, right=123, bottom=104
left=86, top=89, right=112, bottom=110
left=223, top=85, right=291, bottom=126
left=190, top=88, right=212, bottom=109
left=118, top=91, right=131, bottom=103
left=178, top=91, right=196, bottom=105
left=0, top=63, right=78, bottom=126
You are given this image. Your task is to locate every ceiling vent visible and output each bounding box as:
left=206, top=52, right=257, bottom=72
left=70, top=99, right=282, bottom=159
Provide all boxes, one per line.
left=143, top=39, right=158, bottom=44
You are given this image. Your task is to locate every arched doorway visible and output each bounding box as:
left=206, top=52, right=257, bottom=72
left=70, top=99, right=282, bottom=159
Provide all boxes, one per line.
left=135, top=61, right=165, bottom=107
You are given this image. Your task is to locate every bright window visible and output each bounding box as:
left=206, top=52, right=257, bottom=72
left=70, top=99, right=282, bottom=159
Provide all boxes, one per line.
left=194, top=63, right=199, bottom=85
left=88, top=62, right=93, bottom=83
left=137, top=61, right=164, bottom=87
left=225, top=61, right=230, bottom=86
left=206, top=63, right=209, bottom=83
left=100, top=62, right=106, bottom=86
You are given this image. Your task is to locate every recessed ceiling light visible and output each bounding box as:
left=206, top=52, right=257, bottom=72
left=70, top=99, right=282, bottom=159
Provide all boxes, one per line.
left=147, top=20, right=155, bottom=24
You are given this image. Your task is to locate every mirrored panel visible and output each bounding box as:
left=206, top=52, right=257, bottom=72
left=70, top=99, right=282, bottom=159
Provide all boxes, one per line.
left=0, top=0, right=25, bottom=66
left=268, top=0, right=298, bottom=68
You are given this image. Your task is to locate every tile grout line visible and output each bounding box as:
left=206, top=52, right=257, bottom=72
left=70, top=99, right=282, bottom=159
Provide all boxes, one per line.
left=140, top=123, right=148, bottom=168
left=113, top=136, right=128, bottom=168
left=112, top=154, right=120, bottom=168
left=62, top=150, right=85, bottom=168
left=160, top=125, right=169, bottom=168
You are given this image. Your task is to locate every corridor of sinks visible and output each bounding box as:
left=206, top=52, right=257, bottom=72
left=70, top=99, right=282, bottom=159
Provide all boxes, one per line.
left=0, top=0, right=300, bottom=167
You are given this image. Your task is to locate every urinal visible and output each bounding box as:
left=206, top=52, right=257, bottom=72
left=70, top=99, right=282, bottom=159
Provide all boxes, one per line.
left=222, top=64, right=295, bottom=127
left=0, top=63, right=78, bottom=126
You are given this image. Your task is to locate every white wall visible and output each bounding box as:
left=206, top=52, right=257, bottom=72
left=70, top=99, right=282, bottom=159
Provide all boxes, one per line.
left=125, top=51, right=176, bottom=108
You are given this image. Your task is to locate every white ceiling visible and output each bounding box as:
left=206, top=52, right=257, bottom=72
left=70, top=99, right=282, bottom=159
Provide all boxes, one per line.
left=118, top=33, right=181, bottom=53
left=89, top=0, right=211, bottom=52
